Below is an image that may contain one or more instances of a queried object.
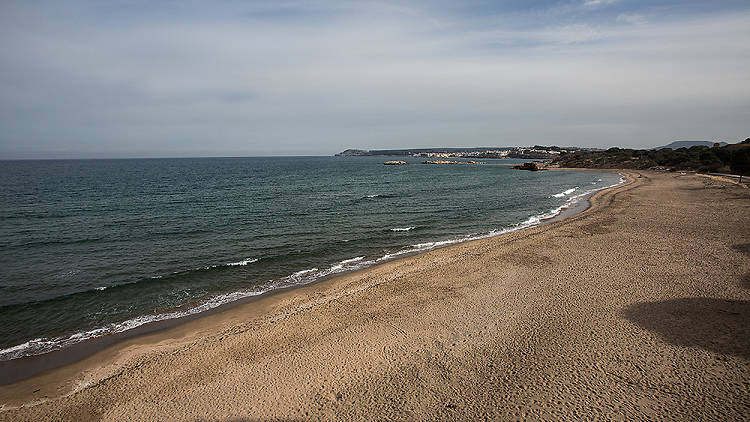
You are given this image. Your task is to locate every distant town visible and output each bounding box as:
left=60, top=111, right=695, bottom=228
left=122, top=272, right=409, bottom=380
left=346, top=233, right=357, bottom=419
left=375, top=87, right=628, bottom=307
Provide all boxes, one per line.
left=335, top=146, right=584, bottom=160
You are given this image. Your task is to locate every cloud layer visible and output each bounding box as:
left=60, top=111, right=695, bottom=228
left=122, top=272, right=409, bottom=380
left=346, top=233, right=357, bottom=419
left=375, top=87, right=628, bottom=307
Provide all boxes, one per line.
left=1, top=1, right=748, bottom=158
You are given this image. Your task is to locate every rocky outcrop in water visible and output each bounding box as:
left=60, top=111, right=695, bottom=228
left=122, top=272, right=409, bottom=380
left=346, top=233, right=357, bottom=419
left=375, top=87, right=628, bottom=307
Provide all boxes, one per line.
left=383, top=161, right=408, bottom=165
left=513, top=162, right=547, bottom=171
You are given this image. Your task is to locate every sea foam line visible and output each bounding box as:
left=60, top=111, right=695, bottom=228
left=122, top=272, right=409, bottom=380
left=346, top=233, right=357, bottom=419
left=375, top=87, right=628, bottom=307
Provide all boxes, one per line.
left=381, top=174, right=625, bottom=258
left=0, top=255, right=377, bottom=361
left=551, top=187, right=578, bottom=198
left=205, top=257, right=259, bottom=269
left=0, top=175, right=625, bottom=362
left=227, top=258, right=259, bottom=266
left=0, top=289, right=266, bottom=361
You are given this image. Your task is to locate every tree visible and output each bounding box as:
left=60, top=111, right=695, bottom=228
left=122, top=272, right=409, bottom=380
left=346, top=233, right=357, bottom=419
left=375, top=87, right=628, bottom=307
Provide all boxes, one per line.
left=730, top=148, right=750, bottom=182
left=699, top=150, right=723, bottom=172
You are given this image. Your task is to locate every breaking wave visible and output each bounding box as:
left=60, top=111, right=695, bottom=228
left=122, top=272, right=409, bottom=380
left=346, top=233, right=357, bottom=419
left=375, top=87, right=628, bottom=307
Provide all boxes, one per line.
left=551, top=187, right=578, bottom=198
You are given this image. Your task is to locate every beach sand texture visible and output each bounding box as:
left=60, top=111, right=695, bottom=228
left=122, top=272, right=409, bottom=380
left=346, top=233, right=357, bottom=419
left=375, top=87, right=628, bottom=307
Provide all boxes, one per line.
left=1, top=171, right=749, bottom=420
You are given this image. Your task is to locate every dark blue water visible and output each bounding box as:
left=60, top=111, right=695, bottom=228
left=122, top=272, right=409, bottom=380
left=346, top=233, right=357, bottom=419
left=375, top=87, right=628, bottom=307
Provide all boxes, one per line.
left=0, top=157, right=621, bottom=359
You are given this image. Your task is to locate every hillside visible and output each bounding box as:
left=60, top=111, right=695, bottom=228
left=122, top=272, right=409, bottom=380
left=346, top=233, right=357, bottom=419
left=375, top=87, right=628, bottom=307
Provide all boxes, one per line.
left=551, top=139, right=750, bottom=174
left=656, top=140, right=728, bottom=150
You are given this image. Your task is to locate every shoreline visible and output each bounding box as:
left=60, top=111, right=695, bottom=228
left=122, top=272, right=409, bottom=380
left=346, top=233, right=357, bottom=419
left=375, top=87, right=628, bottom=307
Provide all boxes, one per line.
left=0, top=170, right=626, bottom=395
left=3, top=169, right=747, bottom=420
left=0, top=170, right=623, bottom=386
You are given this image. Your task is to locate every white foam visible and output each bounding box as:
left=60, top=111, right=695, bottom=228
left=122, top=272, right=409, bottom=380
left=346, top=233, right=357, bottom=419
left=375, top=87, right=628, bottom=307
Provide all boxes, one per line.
left=552, top=187, right=578, bottom=198
left=375, top=251, right=411, bottom=261
left=227, top=258, right=258, bottom=266
left=412, top=238, right=461, bottom=249
left=267, top=256, right=381, bottom=290
left=203, top=257, right=259, bottom=270
left=520, top=215, right=541, bottom=225
left=291, top=268, right=318, bottom=278
left=339, top=256, right=365, bottom=264
left=390, top=227, right=415, bottom=232
left=95, top=286, right=107, bottom=291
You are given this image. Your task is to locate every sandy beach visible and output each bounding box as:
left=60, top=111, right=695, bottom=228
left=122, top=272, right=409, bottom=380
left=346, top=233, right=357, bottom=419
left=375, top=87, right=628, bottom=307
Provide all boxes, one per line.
left=1, top=170, right=748, bottom=420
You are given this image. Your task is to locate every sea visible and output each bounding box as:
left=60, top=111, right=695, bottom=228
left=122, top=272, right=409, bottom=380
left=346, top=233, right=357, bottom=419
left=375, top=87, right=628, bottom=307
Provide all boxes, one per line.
left=0, top=156, right=622, bottom=362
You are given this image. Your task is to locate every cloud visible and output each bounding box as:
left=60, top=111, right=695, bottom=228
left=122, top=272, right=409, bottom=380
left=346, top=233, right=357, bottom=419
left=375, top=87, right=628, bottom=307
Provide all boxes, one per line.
left=583, top=0, right=618, bottom=7
left=0, top=1, right=749, bottom=157
left=617, top=14, right=648, bottom=25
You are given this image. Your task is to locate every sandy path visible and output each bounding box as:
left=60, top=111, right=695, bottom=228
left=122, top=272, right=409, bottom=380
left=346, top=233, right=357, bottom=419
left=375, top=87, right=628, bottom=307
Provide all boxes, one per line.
left=1, top=171, right=749, bottom=421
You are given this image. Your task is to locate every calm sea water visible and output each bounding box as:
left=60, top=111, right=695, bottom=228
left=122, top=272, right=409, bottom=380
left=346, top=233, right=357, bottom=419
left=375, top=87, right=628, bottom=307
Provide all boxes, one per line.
left=0, top=157, right=621, bottom=359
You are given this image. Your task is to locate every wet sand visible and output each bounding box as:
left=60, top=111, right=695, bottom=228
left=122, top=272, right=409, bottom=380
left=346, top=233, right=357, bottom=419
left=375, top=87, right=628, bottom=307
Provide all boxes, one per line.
left=1, top=171, right=749, bottom=420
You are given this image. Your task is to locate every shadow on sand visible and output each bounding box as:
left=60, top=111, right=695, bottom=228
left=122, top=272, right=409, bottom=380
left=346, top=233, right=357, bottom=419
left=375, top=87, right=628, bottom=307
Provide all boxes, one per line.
left=202, top=419, right=304, bottom=422
left=731, top=242, right=750, bottom=255
left=623, top=298, right=750, bottom=360
left=731, top=243, right=750, bottom=289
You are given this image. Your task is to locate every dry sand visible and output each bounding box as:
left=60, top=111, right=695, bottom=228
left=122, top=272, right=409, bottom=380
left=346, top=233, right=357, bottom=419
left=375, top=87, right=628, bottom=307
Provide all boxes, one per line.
left=1, top=171, right=749, bottom=421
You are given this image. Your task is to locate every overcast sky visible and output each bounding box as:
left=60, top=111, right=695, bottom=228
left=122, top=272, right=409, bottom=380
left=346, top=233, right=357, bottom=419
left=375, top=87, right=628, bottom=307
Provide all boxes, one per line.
left=1, top=0, right=748, bottom=158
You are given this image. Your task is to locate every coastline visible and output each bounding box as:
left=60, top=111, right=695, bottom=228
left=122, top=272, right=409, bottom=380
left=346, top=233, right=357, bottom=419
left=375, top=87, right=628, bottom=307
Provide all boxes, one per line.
left=2, top=170, right=748, bottom=420
left=2, top=169, right=627, bottom=400
left=0, top=169, right=622, bottom=384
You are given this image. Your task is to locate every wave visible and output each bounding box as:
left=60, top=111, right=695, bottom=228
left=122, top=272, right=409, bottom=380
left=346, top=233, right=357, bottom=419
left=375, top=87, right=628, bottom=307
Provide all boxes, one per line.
left=0, top=288, right=266, bottom=361
left=390, top=227, right=416, bottom=232
left=0, top=175, right=626, bottom=362
left=551, top=187, right=578, bottom=198
left=205, top=257, right=259, bottom=269
left=290, top=268, right=318, bottom=278
left=0, top=256, right=262, bottom=310
left=339, top=256, right=365, bottom=265
left=226, top=258, right=259, bottom=266
left=362, top=193, right=397, bottom=200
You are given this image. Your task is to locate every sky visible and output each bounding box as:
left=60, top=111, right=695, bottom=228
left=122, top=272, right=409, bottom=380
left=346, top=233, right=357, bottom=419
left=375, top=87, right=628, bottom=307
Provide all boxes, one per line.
left=0, top=0, right=748, bottom=158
